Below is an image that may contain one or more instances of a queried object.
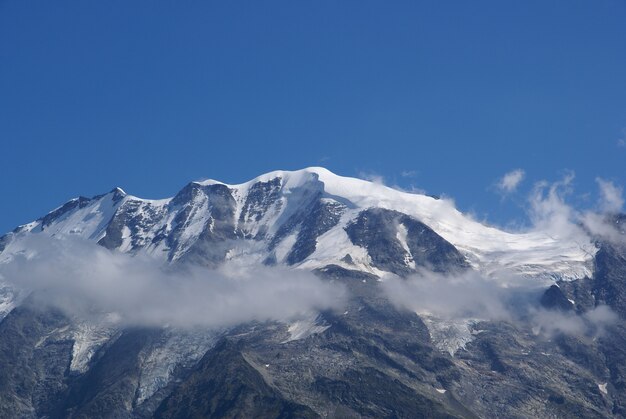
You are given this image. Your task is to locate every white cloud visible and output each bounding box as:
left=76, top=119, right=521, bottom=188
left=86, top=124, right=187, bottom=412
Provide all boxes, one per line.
left=381, top=269, right=520, bottom=322
left=531, top=305, right=618, bottom=337
left=523, top=172, right=626, bottom=245
left=391, top=184, right=427, bottom=195
left=496, top=169, right=525, bottom=194
left=576, top=177, right=624, bottom=245
left=358, top=171, right=385, bottom=185
left=527, top=172, right=587, bottom=241
left=523, top=173, right=625, bottom=246
left=357, top=169, right=428, bottom=196
left=581, top=212, right=626, bottom=245
left=381, top=268, right=618, bottom=338
left=0, top=236, right=347, bottom=329
left=596, top=177, right=624, bottom=213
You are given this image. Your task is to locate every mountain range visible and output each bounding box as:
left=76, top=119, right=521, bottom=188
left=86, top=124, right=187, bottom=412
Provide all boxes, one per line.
left=0, top=167, right=625, bottom=418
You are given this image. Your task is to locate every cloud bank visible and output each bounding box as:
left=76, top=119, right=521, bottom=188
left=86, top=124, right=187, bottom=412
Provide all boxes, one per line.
left=0, top=236, right=346, bottom=329
left=381, top=268, right=618, bottom=338
left=0, top=170, right=623, bottom=338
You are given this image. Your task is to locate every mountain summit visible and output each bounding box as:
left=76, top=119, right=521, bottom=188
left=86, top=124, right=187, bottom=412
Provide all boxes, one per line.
left=2, top=167, right=594, bottom=279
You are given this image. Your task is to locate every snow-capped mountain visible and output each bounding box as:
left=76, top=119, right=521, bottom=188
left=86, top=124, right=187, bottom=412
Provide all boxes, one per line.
left=1, top=167, right=595, bottom=280
left=1, top=167, right=624, bottom=419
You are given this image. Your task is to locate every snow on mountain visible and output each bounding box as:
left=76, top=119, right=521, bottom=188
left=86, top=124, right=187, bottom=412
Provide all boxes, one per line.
left=1, top=167, right=596, bottom=281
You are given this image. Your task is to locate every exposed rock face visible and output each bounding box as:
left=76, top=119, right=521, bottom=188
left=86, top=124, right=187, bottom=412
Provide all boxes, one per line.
left=269, top=195, right=346, bottom=265
left=345, top=208, right=468, bottom=275
left=154, top=340, right=319, bottom=419
left=0, top=302, right=72, bottom=418
left=0, top=168, right=624, bottom=418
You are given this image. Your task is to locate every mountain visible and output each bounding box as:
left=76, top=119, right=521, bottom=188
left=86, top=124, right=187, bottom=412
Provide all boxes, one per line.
left=0, top=167, right=624, bottom=418
left=1, top=167, right=594, bottom=277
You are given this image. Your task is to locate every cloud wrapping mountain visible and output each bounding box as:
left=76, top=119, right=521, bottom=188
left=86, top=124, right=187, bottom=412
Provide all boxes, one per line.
left=0, top=235, right=347, bottom=328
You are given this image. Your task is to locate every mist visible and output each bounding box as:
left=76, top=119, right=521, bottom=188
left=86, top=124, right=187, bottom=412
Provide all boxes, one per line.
left=381, top=268, right=550, bottom=322
left=381, top=268, right=619, bottom=338
left=0, top=235, right=347, bottom=329
left=527, top=174, right=625, bottom=246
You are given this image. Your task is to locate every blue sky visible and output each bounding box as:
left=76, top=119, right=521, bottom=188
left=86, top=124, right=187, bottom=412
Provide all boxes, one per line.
left=1, top=1, right=625, bottom=234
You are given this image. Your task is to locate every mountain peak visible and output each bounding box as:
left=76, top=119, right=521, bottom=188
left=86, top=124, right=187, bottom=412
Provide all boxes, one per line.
left=193, top=166, right=334, bottom=188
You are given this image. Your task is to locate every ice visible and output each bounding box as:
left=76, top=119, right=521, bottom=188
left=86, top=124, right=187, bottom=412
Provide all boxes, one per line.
left=0, top=283, right=21, bottom=321
left=135, top=329, right=221, bottom=404
left=283, top=315, right=330, bottom=343
left=70, top=313, right=121, bottom=373
left=421, top=316, right=476, bottom=356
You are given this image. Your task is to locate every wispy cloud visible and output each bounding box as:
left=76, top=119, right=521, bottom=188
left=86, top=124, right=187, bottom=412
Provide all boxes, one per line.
left=524, top=172, right=625, bottom=245
left=381, top=269, right=520, bottom=322
left=617, top=128, right=626, bottom=148
left=358, top=171, right=385, bottom=185
left=527, top=171, right=583, bottom=240
left=596, top=177, right=624, bottom=213
left=496, top=169, right=526, bottom=194
left=531, top=305, right=618, bottom=337
left=0, top=236, right=347, bottom=329
left=357, top=169, right=427, bottom=195
left=382, top=268, right=618, bottom=338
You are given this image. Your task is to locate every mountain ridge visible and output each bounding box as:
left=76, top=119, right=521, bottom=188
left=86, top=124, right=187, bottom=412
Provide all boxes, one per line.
left=1, top=167, right=595, bottom=281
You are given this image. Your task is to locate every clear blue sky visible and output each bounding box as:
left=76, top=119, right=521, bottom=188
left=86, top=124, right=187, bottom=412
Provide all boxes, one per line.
left=1, top=0, right=625, bottom=234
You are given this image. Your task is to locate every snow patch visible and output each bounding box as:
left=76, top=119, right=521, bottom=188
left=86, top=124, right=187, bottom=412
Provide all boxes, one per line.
left=283, top=315, right=330, bottom=343
left=396, top=223, right=416, bottom=269
left=422, top=316, right=476, bottom=356
left=0, top=283, right=20, bottom=321
left=70, top=314, right=121, bottom=373
left=136, top=329, right=221, bottom=404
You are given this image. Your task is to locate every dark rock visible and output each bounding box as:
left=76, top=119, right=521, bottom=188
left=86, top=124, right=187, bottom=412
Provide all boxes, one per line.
left=0, top=302, right=72, bottom=418
left=154, top=340, right=318, bottom=419
left=541, top=284, right=575, bottom=311
left=345, top=208, right=468, bottom=276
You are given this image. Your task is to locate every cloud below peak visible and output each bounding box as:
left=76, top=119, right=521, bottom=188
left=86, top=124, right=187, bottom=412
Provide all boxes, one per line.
left=0, top=236, right=347, bottom=329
